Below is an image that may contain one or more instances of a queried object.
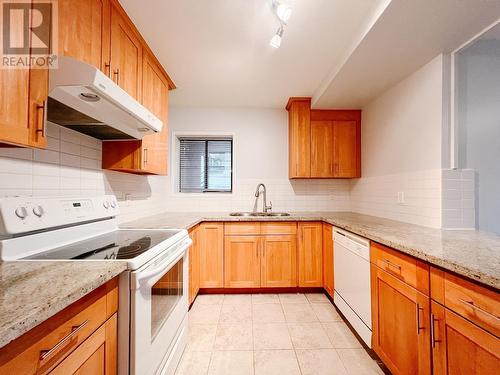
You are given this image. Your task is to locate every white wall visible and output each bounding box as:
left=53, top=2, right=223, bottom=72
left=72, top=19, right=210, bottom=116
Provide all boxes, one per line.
left=350, top=55, right=447, bottom=227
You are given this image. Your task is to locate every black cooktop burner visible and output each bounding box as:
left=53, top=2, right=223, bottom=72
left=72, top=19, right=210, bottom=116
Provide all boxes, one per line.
left=24, top=229, right=182, bottom=260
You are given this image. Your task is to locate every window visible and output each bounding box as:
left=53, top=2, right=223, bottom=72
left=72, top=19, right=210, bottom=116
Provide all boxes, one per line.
left=179, top=138, right=233, bottom=193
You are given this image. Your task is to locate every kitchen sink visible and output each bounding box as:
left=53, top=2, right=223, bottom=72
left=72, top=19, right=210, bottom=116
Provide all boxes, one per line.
left=229, top=212, right=291, bottom=217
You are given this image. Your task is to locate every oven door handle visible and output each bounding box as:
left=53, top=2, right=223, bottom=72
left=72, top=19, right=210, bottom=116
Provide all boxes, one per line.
left=131, top=238, right=191, bottom=290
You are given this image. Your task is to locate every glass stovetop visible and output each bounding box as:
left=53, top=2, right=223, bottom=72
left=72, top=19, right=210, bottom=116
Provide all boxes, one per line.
left=24, top=229, right=183, bottom=260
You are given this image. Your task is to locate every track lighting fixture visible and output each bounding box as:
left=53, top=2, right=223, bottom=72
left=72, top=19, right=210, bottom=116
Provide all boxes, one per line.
left=270, top=1, right=291, bottom=49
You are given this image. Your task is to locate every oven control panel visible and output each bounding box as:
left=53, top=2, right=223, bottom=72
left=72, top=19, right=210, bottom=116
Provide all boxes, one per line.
left=0, top=195, right=119, bottom=237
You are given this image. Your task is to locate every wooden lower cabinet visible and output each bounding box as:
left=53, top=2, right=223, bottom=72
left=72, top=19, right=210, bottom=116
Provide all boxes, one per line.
left=224, top=236, right=261, bottom=288
left=298, top=222, right=323, bottom=287
left=199, top=223, right=224, bottom=288
left=371, top=264, right=431, bottom=375
left=322, top=223, right=334, bottom=297
left=431, top=301, right=499, bottom=374
left=261, top=235, right=297, bottom=287
left=188, top=226, right=200, bottom=305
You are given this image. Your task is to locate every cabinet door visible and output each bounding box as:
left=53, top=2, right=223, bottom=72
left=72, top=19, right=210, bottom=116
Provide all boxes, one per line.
left=224, top=236, right=261, bottom=288
left=371, top=265, right=431, bottom=375
left=189, top=227, right=200, bottom=305
left=140, top=51, right=169, bottom=175
left=298, top=223, right=323, bottom=287
left=431, top=301, right=500, bottom=375
left=287, top=99, right=311, bottom=178
left=110, top=3, right=142, bottom=99
left=58, top=0, right=111, bottom=72
left=322, top=223, right=334, bottom=297
left=199, top=223, right=224, bottom=288
left=333, top=120, right=360, bottom=178
left=50, top=313, right=117, bottom=375
left=311, top=121, right=334, bottom=177
left=261, top=235, right=297, bottom=287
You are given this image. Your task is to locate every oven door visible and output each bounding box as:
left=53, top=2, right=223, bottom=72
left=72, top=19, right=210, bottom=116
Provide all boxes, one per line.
left=130, top=237, right=191, bottom=375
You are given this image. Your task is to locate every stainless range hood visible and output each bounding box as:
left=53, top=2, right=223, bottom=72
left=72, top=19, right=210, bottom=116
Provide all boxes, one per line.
left=48, top=56, right=162, bottom=140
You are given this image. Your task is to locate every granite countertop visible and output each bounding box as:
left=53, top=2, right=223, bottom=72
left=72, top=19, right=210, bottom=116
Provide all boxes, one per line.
left=0, top=261, right=126, bottom=349
left=123, top=211, right=500, bottom=290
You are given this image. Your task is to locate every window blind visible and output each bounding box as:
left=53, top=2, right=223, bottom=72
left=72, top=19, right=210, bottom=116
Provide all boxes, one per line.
left=179, top=138, right=232, bottom=193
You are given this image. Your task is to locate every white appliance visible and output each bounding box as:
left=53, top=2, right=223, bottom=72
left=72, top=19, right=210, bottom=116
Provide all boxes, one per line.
left=333, top=228, right=372, bottom=347
left=0, top=195, right=191, bottom=375
left=48, top=56, right=162, bottom=140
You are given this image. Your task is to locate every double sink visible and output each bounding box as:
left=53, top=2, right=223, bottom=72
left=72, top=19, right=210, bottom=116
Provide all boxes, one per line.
left=229, top=212, right=291, bottom=217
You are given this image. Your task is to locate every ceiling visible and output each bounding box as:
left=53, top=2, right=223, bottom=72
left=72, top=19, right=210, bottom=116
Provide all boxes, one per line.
left=119, top=0, right=500, bottom=109
left=119, top=0, right=386, bottom=108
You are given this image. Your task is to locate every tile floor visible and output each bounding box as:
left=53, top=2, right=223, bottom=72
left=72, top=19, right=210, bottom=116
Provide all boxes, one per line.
left=175, top=293, right=384, bottom=375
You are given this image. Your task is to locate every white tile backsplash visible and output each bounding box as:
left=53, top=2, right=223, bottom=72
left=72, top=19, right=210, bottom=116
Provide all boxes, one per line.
left=441, top=169, right=476, bottom=229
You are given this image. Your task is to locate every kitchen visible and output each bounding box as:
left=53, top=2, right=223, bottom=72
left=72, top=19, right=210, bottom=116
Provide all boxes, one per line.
left=0, top=0, right=499, bottom=374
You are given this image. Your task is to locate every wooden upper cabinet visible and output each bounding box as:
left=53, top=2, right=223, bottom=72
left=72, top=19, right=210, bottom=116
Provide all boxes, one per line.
left=261, top=235, right=297, bottom=288
left=110, top=2, right=142, bottom=99
left=58, top=0, right=111, bottom=72
left=199, top=223, right=224, bottom=288
left=311, top=121, right=334, bottom=177
left=371, top=264, right=431, bottom=375
left=333, top=120, right=360, bottom=178
left=431, top=301, right=500, bottom=375
left=298, top=222, right=323, bottom=287
left=224, top=236, right=261, bottom=288
left=322, top=223, right=334, bottom=297
left=287, top=98, right=311, bottom=178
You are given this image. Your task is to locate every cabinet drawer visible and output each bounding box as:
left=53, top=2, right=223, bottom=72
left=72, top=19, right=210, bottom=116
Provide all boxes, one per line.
left=431, top=267, right=500, bottom=337
left=0, top=282, right=116, bottom=375
left=260, top=222, right=297, bottom=235
left=371, top=242, right=429, bottom=295
left=224, top=222, right=261, bottom=235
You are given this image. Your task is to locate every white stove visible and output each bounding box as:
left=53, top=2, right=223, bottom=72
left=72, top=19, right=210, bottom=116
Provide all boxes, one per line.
left=0, top=195, right=191, bottom=375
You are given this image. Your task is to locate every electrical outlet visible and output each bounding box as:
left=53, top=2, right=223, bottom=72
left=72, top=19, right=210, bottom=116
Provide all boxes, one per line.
left=397, top=191, right=405, bottom=205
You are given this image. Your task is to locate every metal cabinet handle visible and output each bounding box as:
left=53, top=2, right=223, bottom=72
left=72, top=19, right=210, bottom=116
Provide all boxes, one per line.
left=40, top=320, right=89, bottom=361
left=104, top=62, right=111, bottom=76
left=459, top=299, right=499, bottom=321
left=416, top=304, right=424, bottom=334
left=35, top=101, right=46, bottom=138
left=144, top=148, right=148, bottom=164
left=431, top=314, right=441, bottom=348
left=113, top=68, right=120, bottom=85
left=383, top=259, right=402, bottom=271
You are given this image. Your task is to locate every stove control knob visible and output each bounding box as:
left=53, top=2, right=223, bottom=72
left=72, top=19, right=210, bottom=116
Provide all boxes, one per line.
left=110, top=200, right=116, bottom=208
left=103, top=201, right=110, bottom=209
left=15, top=206, right=28, bottom=219
left=33, top=205, right=44, bottom=217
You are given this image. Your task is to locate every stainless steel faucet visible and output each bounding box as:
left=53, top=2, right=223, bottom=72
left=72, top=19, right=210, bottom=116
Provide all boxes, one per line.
left=254, top=183, right=272, bottom=213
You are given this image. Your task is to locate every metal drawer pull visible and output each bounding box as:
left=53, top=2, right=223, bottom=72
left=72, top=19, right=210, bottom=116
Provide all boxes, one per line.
left=36, top=102, right=45, bottom=137
left=431, top=314, right=441, bottom=348
left=459, top=299, right=499, bottom=321
left=39, top=320, right=89, bottom=361
left=416, top=304, right=424, bottom=334
left=383, top=259, right=402, bottom=270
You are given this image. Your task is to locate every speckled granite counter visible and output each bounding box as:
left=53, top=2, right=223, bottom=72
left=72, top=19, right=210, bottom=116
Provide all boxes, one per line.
left=0, top=261, right=126, bottom=349
left=123, top=211, right=500, bottom=290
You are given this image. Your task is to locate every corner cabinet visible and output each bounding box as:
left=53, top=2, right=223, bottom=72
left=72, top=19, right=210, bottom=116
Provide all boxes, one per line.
left=286, top=97, right=361, bottom=179
left=298, top=222, right=323, bottom=287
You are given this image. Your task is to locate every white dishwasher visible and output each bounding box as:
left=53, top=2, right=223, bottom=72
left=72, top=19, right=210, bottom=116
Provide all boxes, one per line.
left=333, top=228, right=372, bottom=347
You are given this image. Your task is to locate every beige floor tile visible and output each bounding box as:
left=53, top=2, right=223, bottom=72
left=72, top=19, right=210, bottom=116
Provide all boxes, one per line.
left=254, top=350, right=301, bottom=375
left=214, top=323, right=253, bottom=350
left=323, top=322, right=363, bottom=348
left=305, top=293, right=330, bottom=303
left=337, top=348, right=384, bottom=374
left=252, top=293, right=280, bottom=304
left=208, top=351, right=254, bottom=375
left=282, top=303, right=318, bottom=323
left=311, top=303, right=343, bottom=322
left=279, top=293, right=308, bottom=304
left=222, top=294, right=252, bottom=305
left=219, top=303, right=252, bottom=323
left=186, top=324, right=217, bottom=352
left=287, top=322, right=333, bottom=349
left=175, top=350, right=212, bottom=375
left=252, top=303, right=285, bottom=323
left=195, top=294, right=224, bottom=306
left=189, top=304, right=221, bottom=324
left=296, top=349, right=348, bottom=375
left=253, top=323, right=293, bottom=350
